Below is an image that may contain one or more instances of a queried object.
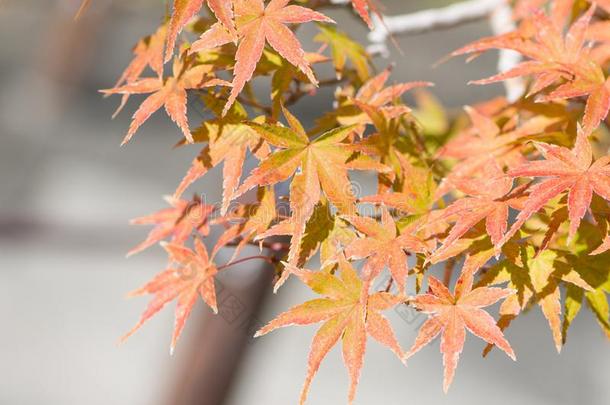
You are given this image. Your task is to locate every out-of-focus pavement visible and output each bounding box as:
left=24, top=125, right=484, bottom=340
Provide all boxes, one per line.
left=0, top=1, right=608, bottom=404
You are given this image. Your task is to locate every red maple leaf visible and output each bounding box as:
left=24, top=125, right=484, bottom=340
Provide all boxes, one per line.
left=502, top=127, right=610, bottom=246
left=406, top=269, right=516, bottom=392
left=189, top=0, right=334, bottom=115
left=255, top=256, right=405, bottom=404
left=122, top=239, right=219, bottom=353
left=103, top=57, right=230, bottom=145
left=127, top=196, right=215, bottom=257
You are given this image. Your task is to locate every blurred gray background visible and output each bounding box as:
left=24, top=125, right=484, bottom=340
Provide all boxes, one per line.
left=0, top=0, right=608, bottom=404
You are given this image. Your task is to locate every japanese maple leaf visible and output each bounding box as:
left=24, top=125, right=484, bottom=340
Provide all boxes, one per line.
left=254, top=200, right=355, bottom=275
left=165, top=0, right=236, bottom=63
left=236, top=110, right=387, bottom=288
left=340, top=67, right=432, bottom=133
left=173, top=120, right=269, bottom=213
left=127, top=195, right=215, bottom=257
left=436, top=106, right=553, bottom=198
left=351, top=88, right=431, bottom=192
left=255, top=257, right=405, bottom=405
left=313, top=25, right=371, bottom=81
left=122, top=239, right=219, bottom=353
left=269, top=51, right=331, bottom=116
left=360, top=156, right=437, bottom=216
left=478, top=246, right=591, bottom=352
left=501, top=127, right=610, bottom=247
left=350, top=0, right=382, bottom=29
left=343, top=208, right=429, bottom=292
left=353, top=67, right=431, bottom=112
left=453, top=6, right=610, bottom=135
left=211, top=187, right=276, bottom=261
left=406, top=269, right=516, bottom=392
left=102, top=57, right=230, bottom=145
left=110, top=24, right=166, bottom=118
left=189, top=0, right=334, bottom=115
left=428, top=160, right=528, bottom=261
left=562, top=249, right=610, bottom=341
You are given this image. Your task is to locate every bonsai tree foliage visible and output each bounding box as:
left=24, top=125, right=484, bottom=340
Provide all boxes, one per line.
left=95, top=0, right=610, bottom=402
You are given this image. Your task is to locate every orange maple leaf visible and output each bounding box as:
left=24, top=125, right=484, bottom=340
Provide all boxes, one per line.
left=477, top=245, right=592, bottom=353
left=406, top=269, right=516, bottom=392
left=255, top=256, right=405, bottom=405
left=127, top=195, right=215, bottom=257
left=341, top=66, right=433, bottom=133
left=454, top=6, right=610, bottom=135
left=429, top=160, right=528, bottom=260
left=109, top=24, right=167, bottom=118
left=502, top=127, right=610, bottom=246
left=173, top=120, right=269, bottom=213
left=343, top=207, right=429, bottom=292
left=353, top=67, right=432, bottom=110
left=165, top=0, right=237, bottom=63
left=350, top=0, right=382, bottom=29
left=103, top=57, right=230, bottom=145
left=211, top=187, right=276, bottom=261
left=436, top=106, right=558, bottom=198
left=122, top=240, right=219, bottom=353
left=234, top=108, right=388, bottom=289
left=189, top=0, right=334, bottom=115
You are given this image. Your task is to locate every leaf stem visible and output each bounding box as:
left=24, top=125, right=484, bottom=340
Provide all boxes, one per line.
left=218, top=255, right=277, bottom=271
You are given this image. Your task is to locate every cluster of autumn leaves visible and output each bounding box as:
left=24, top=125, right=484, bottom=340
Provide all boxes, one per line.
left=105, top=0, right=610, bottom=403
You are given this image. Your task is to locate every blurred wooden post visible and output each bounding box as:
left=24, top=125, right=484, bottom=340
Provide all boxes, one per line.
left=166, top=266, right=272, bottom=405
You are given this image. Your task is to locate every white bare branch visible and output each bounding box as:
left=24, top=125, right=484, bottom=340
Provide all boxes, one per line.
left=365, top=0, right=505, bottom=44
left=331, top=0, right=525, bottom=100
left=490, top=2, right=526, bottom=101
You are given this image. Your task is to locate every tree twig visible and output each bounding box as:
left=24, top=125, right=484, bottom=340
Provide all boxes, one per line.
left=74, top=0, right=92, bottom=21
left=332, top=0, right=524, bottom=101
left=489, top=1, right=525, bottom=102
left=218, top=255, right=277, bottom=271
left=362, top=0, right=505, bottom=43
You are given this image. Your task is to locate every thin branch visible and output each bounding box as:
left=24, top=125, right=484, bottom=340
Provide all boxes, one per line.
left=489, top=2, right=526, bottom=102
left=443, top=258, right=456, bottom=287
left=384, top=277, right=394, bottom=293
left=218, top=255, right=277, bottom=271
left=237, top=95, right=272, bottom=114
left=364, top=0, right=505, bottom=44
left=75, top=0, right=92, bottom=20
left=225, top=238, right=290, bottom=253
left=333, top=0, right=524, bottom=101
